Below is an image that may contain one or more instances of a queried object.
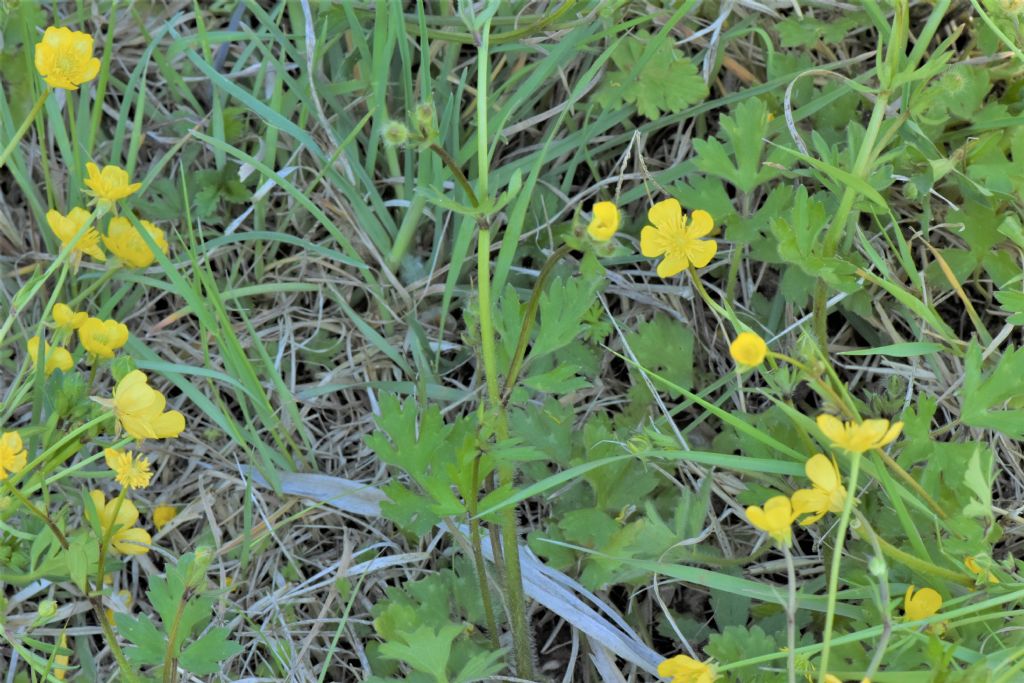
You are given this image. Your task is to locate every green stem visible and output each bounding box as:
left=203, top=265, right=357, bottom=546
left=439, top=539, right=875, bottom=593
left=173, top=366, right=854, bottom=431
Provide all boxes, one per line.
left=688, top=266, right=735, bottom=324
left=0, top=89, right=49, bottom=171
left=477, top=228, right=501, bottom=408
left=501, top=243, right=572, bottom=404
left=478, top=224, right=533, bottom=675
left=467, top=452, right=500, bottom=650
left=162, top=591, right=190, bottom=683
left=812, top=90, right=891, bottom=351
left=386, top=193, right=428, bottom=271
left=2, top=480, right=69, bottom=549
left=817, top=450, right=862, bottom=682
left=854, top=510, right=894, bottom=682
left=782, top=546, right=797, bottom=683
left=429, top=142, right=479, bottom=208
left=856, top=516, right=971, bottom=586
left=70, top=267, right=120, bottom=308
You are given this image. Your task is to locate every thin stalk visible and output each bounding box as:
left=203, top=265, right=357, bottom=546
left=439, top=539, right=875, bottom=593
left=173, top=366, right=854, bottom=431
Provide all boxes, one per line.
left=688, top=266, right=735, bottom=323
left=812, top=90, right=891, bottom=349
left=467, top=453, right=500, bottom=649
left=855, top=510, right=894, bottom=680
left=475, top=19, right=532, bottom=664
left=3, top=480, right=69, bottom=549
left=427, top=142, right=479, bottom=207
left=817, top=450, right=862, bottom=682
left=70, top=266, right=120, bottom=308
left=0, top=89, right=49, bottom=171
left=162, top=590, right=190, bottom=683
left=501, top=243, right=572, bottom=404
left=478, top=225, right=533, bottom=674
left=856, top=516, right=971, bottom=586
left=90, top=487, right=142, bottom=680
left=782, top=546, right=797, bottom=683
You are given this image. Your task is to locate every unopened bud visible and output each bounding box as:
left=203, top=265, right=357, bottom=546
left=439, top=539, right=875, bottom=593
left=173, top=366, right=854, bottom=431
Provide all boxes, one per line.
left=382, top=121, right=409, bottom=147
left=414, top=102, right=435, bottom=131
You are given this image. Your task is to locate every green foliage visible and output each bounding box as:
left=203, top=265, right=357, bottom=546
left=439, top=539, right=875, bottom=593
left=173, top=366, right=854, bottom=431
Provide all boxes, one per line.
left=692, top=98, right=782, bottom=194
left=961, top=343, right=1024, bottom=438
left=593, top=30, right=708, bottom=120
left=193, top=163, right=253, bottom=223
left=116, top=551, right=241, bottom=676
left=626, top=313, right=695, bottom=396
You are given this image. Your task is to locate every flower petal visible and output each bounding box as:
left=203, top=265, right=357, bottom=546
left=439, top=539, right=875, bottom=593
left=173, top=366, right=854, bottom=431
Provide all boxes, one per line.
left=816, top=414, right=845, bottom=446
left=640, top=226, right=669, bottom=257
left=686, top=209, right=714, bottom=238
left=684, top=238, right=717, bottom=268
left=805, top=453, right=840, bottom=491
left=113, top=527, right=151, bottom=555
left=656, top=252, right=689, bottom=278
left=647, top=198, right=683, bottom=232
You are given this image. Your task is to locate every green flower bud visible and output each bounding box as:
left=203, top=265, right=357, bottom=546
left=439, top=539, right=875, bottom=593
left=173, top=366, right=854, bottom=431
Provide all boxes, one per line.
left=382, top=121, right=410, bottom=147
left=414, top=102, right=435, bottom=131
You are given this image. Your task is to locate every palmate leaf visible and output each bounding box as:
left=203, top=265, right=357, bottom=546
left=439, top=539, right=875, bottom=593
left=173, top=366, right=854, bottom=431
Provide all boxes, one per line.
left=692, top=98, right=781, bottom=193
left=179, top=627, right=244, bottom=675
left=961, top=342, right=1024, bottom=438
left=592, top=30, right=708, bottom=120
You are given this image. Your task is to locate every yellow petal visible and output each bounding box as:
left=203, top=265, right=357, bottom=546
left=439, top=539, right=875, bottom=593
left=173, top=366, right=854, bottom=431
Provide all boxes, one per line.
left=816, top=414, right=846, bottom=446
left=745, top=505, right=767, bottom=532
left=640, top=226, right=669, bottom=257
left=685, top=238, right=717, bottom=268
left=806, top=453, right=840, bottom=491
left=657, top=252, right=690, bottom=278
left=114, top=497, right=141, bottom=528
left=791, top=488, right=829, bottom=525
left=151, top=410, right=186, bottom=439
left=686, top=209, right=714, bottom=238
left=112, top=527, right=151, bottom=555
left=878, top=420, right=903, bottom=447
left=647, top=198, right=683, bottom=232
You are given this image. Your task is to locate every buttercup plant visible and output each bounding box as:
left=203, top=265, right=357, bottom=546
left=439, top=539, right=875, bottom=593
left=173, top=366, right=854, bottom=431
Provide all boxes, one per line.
left=3, top=3, right=1023, bottom=681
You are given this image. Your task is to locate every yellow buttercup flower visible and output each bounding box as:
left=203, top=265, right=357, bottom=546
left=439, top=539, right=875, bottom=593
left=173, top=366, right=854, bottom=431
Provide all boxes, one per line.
left=45, top=208, right=105, bottom=264
left=78, top=317, right=129, bottom=359
left=745, top=495, right=796, bottom=547
left=0, top=431, right=27, bottom=480
left=587, top=201, right=620, bottom=242
left=903, top=585, right=942, bottom=621
left=104, top=448, right=152, bottom=489
left=104, top=217, right=169, bottom=268
left=106, top=370, right=186, bottom=441
left=657, top=654, right=716, bottom=683
left=27, top=336, right=73, bottom=376
left=84, top=163, right=142, bottom=210
left=729, top=331, right=767, bottom=368
left=965, top=556, right=999, bottom=584
left=33, top=26, right=100, bottom=90
left=816, top=414, right=903, bottom=454
left=640, top=198, right=717, bottom=277
left=153, top=505, right=177, bottom=532
left=53, top=303, right=87, bottom=333
left=88, top=490, right=151, bottom=555
left=791, top=454, right=847, bottom=525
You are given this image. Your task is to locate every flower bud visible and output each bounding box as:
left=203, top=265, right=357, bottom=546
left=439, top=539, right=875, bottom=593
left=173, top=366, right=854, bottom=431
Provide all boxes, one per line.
left=382, top=121, right=409, bottom=147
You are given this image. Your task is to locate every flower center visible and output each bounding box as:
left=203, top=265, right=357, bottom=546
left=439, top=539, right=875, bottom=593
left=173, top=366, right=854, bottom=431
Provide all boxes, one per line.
left=55, top=52, right=77, bottom=76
